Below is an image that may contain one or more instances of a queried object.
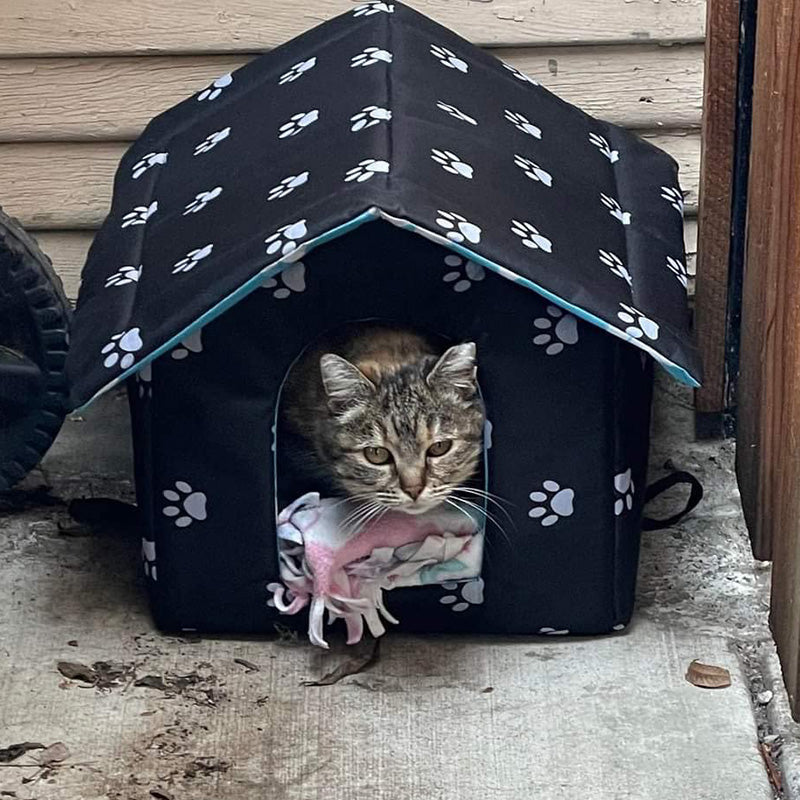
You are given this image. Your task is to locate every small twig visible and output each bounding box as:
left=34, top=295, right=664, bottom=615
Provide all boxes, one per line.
left=759, top=742, right=782, bottom=793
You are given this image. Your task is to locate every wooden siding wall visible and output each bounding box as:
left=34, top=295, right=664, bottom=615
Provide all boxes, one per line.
left=0, top=0, right=705, bottom=302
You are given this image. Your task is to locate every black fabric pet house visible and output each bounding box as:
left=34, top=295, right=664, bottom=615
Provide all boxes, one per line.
left=66, top=1, right=701, bottom=638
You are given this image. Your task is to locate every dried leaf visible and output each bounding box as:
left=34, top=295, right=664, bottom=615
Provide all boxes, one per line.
left=149, top=789, right=174, bottom=800
left=685, top=659, right=731, bottom=689
left=302, top=639, right=380, bottom=687
left=0, top=743, right=44, bottom=763
left=36, top=742, right=69, bottom=766
left=134, top=675, right=168, bottom=691
left=57, top=661, right=96, bottom=684
left=233, top=658, right=260, bottom=673
left=760, top=742, right=782, bottom=792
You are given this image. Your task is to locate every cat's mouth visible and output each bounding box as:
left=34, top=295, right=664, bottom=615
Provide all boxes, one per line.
left=394, top=497, right=443, bottom=516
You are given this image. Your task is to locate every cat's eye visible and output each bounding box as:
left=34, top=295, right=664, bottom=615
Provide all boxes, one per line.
left=427, top=440, right=453, bottom=457
left=364, top=446, right=393, bottom=465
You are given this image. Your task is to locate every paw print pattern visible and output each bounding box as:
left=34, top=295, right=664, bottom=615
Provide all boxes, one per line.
left=430, top=44, right=468, bottom=73
left=353, top=1, right=394, bottom=15
left=136, top=363, right=152, bottom=399
left=350, top=47, right=393, bottom=67
left=599, top=250, right=632, bottom=286
left=131, top=152, right=167, bottom=179
left=510, top=219, right=553, bottom=253
left=194, top=127, right=230, bottom=156
left=171, top=329, right=203, bottom=360
left=529, top=481, right=575, bottom=527
left=439, top=578, right=484, bottom=612
left=105, top=264, right=142, bottom=288
left=350, top=105, right=392, bottom=131
left=617, top=303, right=659, bottom=341
left=279, top=57, right=317, bottom=85
left=504, top=110, right=542, bottom=139
left=435, top=210, right=481, bottom=244
left=442, top=254, right=485, bottom=292
left=197, top=73, right=232, bottom=101
left=436, top=101, right=477, bottom=126
left=267, top=171, right=309, bottom=201
left=344, top=158, right=390, bottom=182
left=533, top=306, right=579, bottom=355
left=278, top=109, right=319, bottom=138
left=502, top=61, right=540, bottom=86
left=431, top=149, right=473, bottom=179
left=162, top=481, right=208, bottom=528
left=101, top=327, right=143, bottom=370
left=183, top=186, right=222, bottom=215
left=173, top=243, right=213, bottom=274
left=513, top=155, right=552, bottom=186
left=666, top=256, right=688, bottom=288
left=538, top=626, right=570, bottom=636
left=142, top=538, right=157, bottom=581
left=265, top=219, right=308, bottom=258
left=614, top=468, right=635, bottom=516
left=262, top=262, right=306, bottom=299
left=661, top=186, right=685, bottom=214
left=589, top=132, right=620, bottom=163
left=121, top=201, right=157, bottom=228
left=600, top=193, right=632, bottom=225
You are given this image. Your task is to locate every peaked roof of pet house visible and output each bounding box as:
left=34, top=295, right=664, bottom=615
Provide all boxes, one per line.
left=66, top=0, right=701, bottom=409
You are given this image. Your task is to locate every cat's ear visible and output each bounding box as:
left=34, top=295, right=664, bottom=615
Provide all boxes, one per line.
left=320, top=354, right=375, bottom=416
left=427, top=342, right=477, bottom=398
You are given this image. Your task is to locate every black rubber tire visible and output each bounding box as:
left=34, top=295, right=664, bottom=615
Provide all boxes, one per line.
left=0, top=207, right=71, bottom=491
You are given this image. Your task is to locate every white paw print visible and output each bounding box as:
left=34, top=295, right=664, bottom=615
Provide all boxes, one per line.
left=142, top=538, right=157, bottom=581
left=194, top=127, right=230, bottom=156
left=197, top=73, right=232, bottom=101
left=183, top=186, right=222, bottom=215
left=173, top=243, right=213, bottom=274
left=666, top=256, right=688, bottom=288
left=131, top=151, right=167, bottom=179
left=600, top=193, right=632, bottom=225
left=344, top=158, right=390, bottom=182
left=431, top=148, right=473, bottom=179
left=105, top=264, right=142, bottom=288
left=436, top=101, right=477, bottom=126
left=262, top=262, right=306, bottom=299
left=350, top=47, right=393, bottom=67
left=350, top=105, right=392, bottom=132
left=278, top=57, right=317, bottom=85
left=439, top=578, right=484, bottom=612
left=267, top=171, right=309, bottom=201
left=265, top=219, right=308, bottom=258
left=435, top=210, right=481, bottom=244
left=121, top=201, right=157, bottom=228
left=136, top=363, right=152, bottom=399
left=353, top=1, right=394, bottom=15
left=442, top=254, right=485, bottom=292
left=171, top=329, right=203, bottom=360
left=510, top=219, right=552, bottom=253
left=661, top=186, right=685, bottom=214
left=599, top=249, right=632, bottom=286
left=504, top=110, right=542, bottom=139
left=162, top=481, right=208, bottom=528
left=513, top=155, right=552, bottom=187
left=529, top=481, right=575, bottom=527
left=278, top=109, right=319, bottom=138
left=101, top=327, right=143, bottom=370
left=617, top=303, right=659, bottom=341
left=533, top=306, right=578, bottom=355
left=502, top=61, right=540, bottom=86
left=614, top=468, right=635, bottom=516
left=589, top=132, right=620, bottom=163
left=430, top=44, right=468, bottom=73
left=538, top=626, right=570, bottom=636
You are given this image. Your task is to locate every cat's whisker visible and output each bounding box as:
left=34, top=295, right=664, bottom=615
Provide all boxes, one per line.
left=448, top=496, right=512, bottom=546
left=449, top=487, right=517, bottom=530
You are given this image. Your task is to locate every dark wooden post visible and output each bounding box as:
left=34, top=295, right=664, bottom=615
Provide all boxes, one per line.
left=736, top=0, right=800, bottom=714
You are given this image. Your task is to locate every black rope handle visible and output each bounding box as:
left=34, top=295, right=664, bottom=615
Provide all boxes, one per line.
left=641, top=471, right=703, bottom=531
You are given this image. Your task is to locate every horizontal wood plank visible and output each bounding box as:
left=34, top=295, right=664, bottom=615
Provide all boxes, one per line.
left=0, top=132, right=701, bottom=229
left=0, top=44, right=704, bottom=142
left=35, top=217, right=699, bottom=303
left=0, top=0, right=706, bottom=57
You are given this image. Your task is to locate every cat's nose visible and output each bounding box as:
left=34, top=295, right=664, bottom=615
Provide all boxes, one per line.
left=402, top=483, right=424, bottom=500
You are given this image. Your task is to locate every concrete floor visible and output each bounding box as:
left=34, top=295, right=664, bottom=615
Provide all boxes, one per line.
left=0, top=375, right=797, bottom=799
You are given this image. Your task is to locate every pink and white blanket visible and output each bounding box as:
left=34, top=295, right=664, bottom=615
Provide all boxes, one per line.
left=268, top=492, right=483, bottom=648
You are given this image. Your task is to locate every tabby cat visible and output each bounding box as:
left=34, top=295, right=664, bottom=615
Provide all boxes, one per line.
left=280, top=322, right=485, bottom=516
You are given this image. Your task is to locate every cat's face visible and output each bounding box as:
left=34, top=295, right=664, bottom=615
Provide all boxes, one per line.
left=319, top=343, right=484, bottom=514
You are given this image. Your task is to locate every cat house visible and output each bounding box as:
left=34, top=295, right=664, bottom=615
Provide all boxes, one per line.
left=65, top=1, right=701, bottom=638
